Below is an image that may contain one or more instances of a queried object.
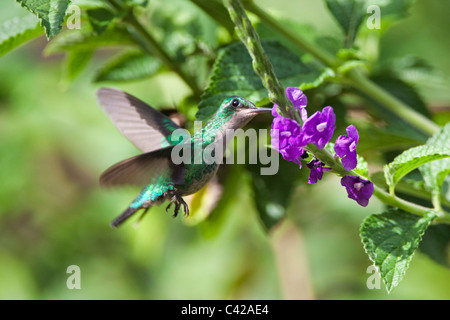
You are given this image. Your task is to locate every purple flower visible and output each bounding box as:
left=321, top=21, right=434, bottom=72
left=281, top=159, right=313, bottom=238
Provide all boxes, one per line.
left=286, top=87, right=308, bottom=121
left=306, top=160, right=327, bottom=184
left=286, top=87, right=307, bottom=109
left=301, top=106, right=336, bottom=149
left=334, top=125, right=359, bottom=171
left=341, top=175, right=374, bottom=207
left=272, top=87, right=308, bottom=121
left=270, top=115, right=305, bottom=167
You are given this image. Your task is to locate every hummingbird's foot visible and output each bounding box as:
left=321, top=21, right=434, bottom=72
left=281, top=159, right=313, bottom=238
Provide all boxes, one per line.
left=179, top=196, right=189, bottom=217
left=166, top=195, right=189, bottom=217
left=165, top=201, right=173, bottom=212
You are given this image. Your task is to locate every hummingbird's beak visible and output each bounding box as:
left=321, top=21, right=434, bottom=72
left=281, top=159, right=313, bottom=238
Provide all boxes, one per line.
left=249, top=107, right=272, bottom=114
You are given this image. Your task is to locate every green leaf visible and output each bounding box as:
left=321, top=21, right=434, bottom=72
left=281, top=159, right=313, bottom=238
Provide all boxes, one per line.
left=325, top=0, right=415, bottom=46
left=371, top=75, right=431, bottom=119
left=189, top=0, right=235, bottom=34
left=121, top=0, right=148, bottom=7
left=64, top=49, right=93, bottom=80
left=94, top=50, right=162, bottom=83
left=196, top=41, right=334, bottom=120
left=16, top=0, right=71, bottom=39
left=325, top=0, right=366, bottom=47
left=44, top=27, right=135, bottom=54
left=419, top=123, right=450, bottom=193
left=356, top=123, right=422, bottom=154
left=354, top=153, right=369, bottom=177
left=360, top=209, right=437, bottom=293
left=384, top=145, right=450, bottom=192
left=364, top=75, right=431, bottom=142
left=246, top=153, right=302, bottom=231
left=0, top=15, right=43, bottom=57
left=86, top=7, right=119, bottom=35
left=376, top=56, right=446, bottom=90
left=419, top=224, right=450, bottom=268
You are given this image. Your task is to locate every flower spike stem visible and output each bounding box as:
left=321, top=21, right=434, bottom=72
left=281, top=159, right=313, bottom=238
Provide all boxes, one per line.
left=245, top=0, right=440, bottom=137
left=224, top=0, right=300, bottom=121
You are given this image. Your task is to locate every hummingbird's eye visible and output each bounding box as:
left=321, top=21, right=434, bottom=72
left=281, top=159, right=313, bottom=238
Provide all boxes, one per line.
left=231, top=99, right=240, bottom=107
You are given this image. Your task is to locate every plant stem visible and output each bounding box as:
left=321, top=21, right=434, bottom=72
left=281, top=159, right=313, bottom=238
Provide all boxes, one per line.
left=372, top=185, right=450, bottom=223
left=224, top=0, right=299, bottom=121
left=346, top=69, right=439, bottom=136
left=245, top=1, right=440, bottom=137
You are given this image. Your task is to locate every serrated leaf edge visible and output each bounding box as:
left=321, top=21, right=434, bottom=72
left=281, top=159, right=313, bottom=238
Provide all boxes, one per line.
left=360, top=210, right=437, bottom=293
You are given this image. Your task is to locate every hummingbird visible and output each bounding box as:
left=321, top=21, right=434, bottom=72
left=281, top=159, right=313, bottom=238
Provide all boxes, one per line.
left=97, top=87, right=271, bottom=227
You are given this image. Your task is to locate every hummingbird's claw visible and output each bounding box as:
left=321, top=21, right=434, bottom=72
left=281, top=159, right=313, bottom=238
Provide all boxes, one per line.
left=173, top=201, right=181, bottom=217
left=166, top=195, right=189, bottom=218
left=181, top=199, right=189, bottom=217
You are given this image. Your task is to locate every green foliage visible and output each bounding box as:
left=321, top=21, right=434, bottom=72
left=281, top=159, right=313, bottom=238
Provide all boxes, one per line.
left=44, top=26, right=135, bottom=54
left=188, top=0, right=234, bottom=34
left=16, top=0, right=71, bottom=38
left=325, top=0, right=366, bottom=47
left=94, top=50, right=162, bottom=82
left=384, top=145, right=450, bottom=193
left=121, top=0, right=149, bottom=7
left=361, top=209, right=436, bottom=293
left=246, top=155, right=302, bottom=231
left=325, top=0, right=415, bottom=47
left=356, top=124, right=422, bottom=154
left=364, top=75, right=431, bottom=141
left=419, top=123, right=450, bottom=193
left=354, top=154, right=369, bottom=177
left=197, top=41, right=333, bottom=120
left=0, top=15, right=43, bottom=57
left=419, top=224, right=450, bottom=268
left=1, top=0, right=450, bottom=299
left=86, top=7, right=120, bottom=35
left=64, top=49, right=93, bottom=80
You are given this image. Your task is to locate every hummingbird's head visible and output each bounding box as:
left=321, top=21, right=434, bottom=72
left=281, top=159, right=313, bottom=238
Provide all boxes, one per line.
left=216, top=96, right=272, bottom=130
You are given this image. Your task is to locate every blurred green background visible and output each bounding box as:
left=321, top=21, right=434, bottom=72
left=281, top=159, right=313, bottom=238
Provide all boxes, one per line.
left=0, top=0, right=449, bottom=299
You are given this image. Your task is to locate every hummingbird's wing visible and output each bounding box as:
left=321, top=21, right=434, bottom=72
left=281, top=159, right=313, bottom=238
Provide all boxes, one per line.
left=97, top=87, right=181, bottom=153
left=100, top=145, right=185, bottom=188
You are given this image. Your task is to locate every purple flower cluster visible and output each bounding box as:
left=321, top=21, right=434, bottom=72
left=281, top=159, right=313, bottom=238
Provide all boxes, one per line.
left=270, top=87, right=373, bottom=207
left=270, top=116, right=304, bottom=166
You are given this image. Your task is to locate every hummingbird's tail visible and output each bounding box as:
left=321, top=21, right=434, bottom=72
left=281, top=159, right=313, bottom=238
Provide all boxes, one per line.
left=111, top=207, right=140, bottom=227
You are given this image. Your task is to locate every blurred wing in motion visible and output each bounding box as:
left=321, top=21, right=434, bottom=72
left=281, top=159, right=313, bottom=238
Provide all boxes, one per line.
left=100, top=145, right=185, bottom=188
left=97, top=87, right=181, bottom=152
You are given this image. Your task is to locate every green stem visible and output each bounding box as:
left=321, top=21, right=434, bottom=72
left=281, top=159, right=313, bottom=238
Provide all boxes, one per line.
left=245, top=1, right=440, bottom=136
left=431, top=190, right=442, bottom=212
left=224, top=0, right=300, bottom=121
left=346, top=69, right=439, bottom=136
left=372, top=185, right=450, bottom=223
left=373, top=185, right=430, bottom=216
